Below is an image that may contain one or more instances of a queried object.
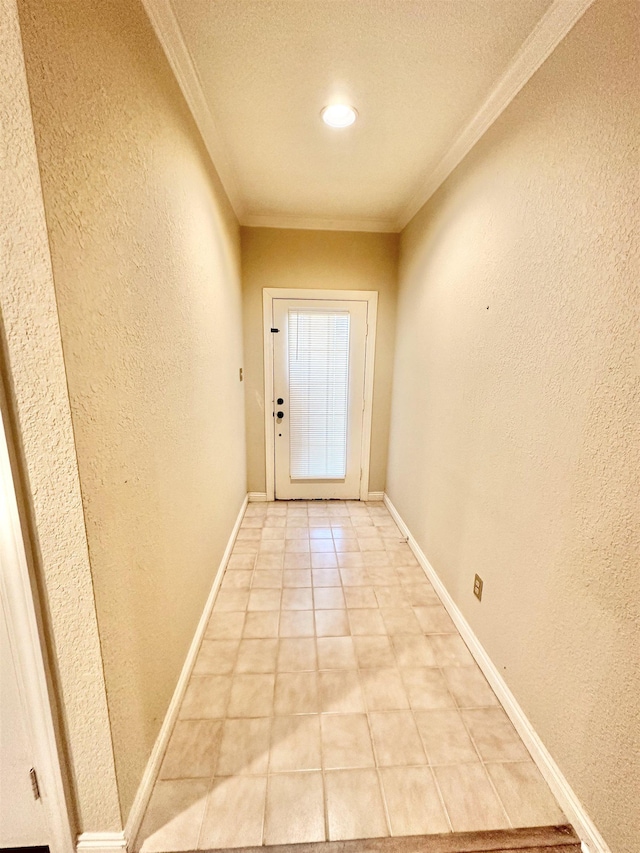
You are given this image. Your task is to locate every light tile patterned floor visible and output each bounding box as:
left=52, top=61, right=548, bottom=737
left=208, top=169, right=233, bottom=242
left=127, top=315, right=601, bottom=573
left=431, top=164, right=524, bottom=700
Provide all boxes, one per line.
left=136, top=500, right=565, bottom=851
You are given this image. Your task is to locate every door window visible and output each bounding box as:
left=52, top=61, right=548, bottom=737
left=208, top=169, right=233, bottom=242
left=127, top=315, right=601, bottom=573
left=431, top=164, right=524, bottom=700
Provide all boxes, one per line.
left=271, top=296, right=371, bottom=500
left=288, top=308, right=350, bottom=480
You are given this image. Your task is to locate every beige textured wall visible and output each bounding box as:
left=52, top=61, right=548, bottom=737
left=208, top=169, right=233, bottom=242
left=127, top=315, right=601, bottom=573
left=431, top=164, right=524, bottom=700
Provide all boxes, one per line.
left=0, top=0, right=121, bottom=832
left=241, top=227, right=398, bottom=494
left=387, top=2, right=639, bottom=851
left=18, top=0, right=246, bottom=823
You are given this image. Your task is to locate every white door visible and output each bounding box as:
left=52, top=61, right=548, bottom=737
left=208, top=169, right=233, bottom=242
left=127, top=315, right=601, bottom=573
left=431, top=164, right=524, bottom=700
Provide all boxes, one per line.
left=0, top=404, right=72, bottom=852
left=272, top=297, right=369, bottom=500
left=0, top=592, right=49, bottom=845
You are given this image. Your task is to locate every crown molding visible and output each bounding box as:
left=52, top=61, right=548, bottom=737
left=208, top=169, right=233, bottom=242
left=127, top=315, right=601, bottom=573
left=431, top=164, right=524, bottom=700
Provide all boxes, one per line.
left=396, top=0, right=596, bottom=230
left=143, top=0, right=594, bottom=236
left=141, top=0, right=245, bottom=217
left=241, top=212, right=398, bottom=234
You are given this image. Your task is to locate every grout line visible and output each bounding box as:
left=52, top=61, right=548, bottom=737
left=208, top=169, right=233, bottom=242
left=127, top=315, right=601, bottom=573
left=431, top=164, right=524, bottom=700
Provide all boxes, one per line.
left=409, top=665, right=461, bottom=834
left=455, top=703, right=515, bottom=830
left=311, top=525, right=330, bottom=841
left=375, top=764, right=394, bottom=838
left=194, top=776, right=211, bottom=850
left=320, top=766, right=330, bottom=842
left=162, top=754, right=540, bottom=778
left=179, top=500, right=537, bottom=851
left=363, top=699, right=389, bottom=833
left=261, top=705, right=276, bottom=845
left=428, top=763, right=455, bottom=833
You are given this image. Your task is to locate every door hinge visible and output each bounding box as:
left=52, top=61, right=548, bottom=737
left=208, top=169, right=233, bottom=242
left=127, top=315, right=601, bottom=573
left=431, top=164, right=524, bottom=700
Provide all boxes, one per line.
left=271, top=328, right=280, bottom=333
left=30, top=767, right=41, bottom=800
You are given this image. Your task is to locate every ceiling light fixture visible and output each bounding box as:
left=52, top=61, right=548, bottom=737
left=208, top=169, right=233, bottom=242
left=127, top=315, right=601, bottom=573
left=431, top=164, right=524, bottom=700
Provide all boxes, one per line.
left=321, top=104, right=357, bottom=128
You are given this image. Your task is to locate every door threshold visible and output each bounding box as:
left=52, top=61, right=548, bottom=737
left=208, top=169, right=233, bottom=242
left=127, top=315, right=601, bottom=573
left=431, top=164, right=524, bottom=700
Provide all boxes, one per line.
left=191, top=824, right=580, bottom=853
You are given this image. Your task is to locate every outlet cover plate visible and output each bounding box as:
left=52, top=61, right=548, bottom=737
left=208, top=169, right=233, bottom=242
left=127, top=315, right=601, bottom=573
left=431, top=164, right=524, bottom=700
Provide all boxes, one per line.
left=474, top=574, right=483, bottom=601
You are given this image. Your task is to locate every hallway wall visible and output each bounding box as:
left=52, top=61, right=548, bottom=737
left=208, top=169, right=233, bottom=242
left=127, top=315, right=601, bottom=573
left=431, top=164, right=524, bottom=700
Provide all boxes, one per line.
left=386, top=2, right=639, bottom=851
left=0, top=0, right=121, bottom=834
left=241, top=227, right=399, bottom=496
left=17, top=0, right=247, bottom=824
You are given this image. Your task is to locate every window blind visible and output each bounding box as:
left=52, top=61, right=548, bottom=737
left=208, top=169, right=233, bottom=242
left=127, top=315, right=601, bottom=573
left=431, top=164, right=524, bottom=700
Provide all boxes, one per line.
left=288, top=309, right=350, bottom=479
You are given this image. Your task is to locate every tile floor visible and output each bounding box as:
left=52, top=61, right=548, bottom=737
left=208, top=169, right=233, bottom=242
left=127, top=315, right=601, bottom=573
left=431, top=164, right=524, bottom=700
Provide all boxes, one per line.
left=136, top=500, right=566, bottom=851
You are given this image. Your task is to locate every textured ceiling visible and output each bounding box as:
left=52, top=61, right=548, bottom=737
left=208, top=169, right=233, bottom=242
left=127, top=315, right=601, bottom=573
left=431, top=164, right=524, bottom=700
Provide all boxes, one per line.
left=169, top=0, right=555, bottom=230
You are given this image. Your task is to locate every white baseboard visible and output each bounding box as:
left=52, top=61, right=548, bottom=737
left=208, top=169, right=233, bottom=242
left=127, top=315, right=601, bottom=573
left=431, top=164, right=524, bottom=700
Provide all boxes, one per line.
left=76, top=833, right=127, bottom=853
left=123, top=494, right=249, bottom=847
left=249, top=492, right=384, bottom=503
left=383, top=493, right=610, bottom=853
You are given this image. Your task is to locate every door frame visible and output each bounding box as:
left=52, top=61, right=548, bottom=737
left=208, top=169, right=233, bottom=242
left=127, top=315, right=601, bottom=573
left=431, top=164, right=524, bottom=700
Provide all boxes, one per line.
left=0, top=405, right=75, bottom=853
left=263, top=288, right=378, bottom=502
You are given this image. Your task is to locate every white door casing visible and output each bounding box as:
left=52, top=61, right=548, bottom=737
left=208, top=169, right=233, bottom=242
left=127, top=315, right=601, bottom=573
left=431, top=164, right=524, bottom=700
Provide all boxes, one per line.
left=263, top=289, right=377, bottom=501
left=0, top=590, right=48, bottom=844
left=0, top=406, right=74, bottom=853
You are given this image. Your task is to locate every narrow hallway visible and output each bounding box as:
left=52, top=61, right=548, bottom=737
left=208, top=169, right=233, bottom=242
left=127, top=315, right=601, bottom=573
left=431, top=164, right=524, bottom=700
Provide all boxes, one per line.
left=137, top=500, right=566, bottom=850
left=4, top=0, right=638, bottom=849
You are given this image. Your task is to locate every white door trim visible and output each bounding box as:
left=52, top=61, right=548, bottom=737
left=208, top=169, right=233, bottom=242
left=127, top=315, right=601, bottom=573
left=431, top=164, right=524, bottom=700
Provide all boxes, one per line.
left=0, top=408, right=74, bottom=853
left=263, top=288, right=378, bottom=502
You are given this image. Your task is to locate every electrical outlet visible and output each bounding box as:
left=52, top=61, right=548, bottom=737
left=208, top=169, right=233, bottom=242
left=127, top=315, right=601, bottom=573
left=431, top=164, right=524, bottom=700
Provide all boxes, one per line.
left=473, top=574, right=483, bottom=601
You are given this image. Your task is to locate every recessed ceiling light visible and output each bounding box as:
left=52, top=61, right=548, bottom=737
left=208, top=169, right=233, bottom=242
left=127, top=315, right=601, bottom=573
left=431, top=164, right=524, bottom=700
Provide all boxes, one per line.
left=321, top=104, right=357, bottom=128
